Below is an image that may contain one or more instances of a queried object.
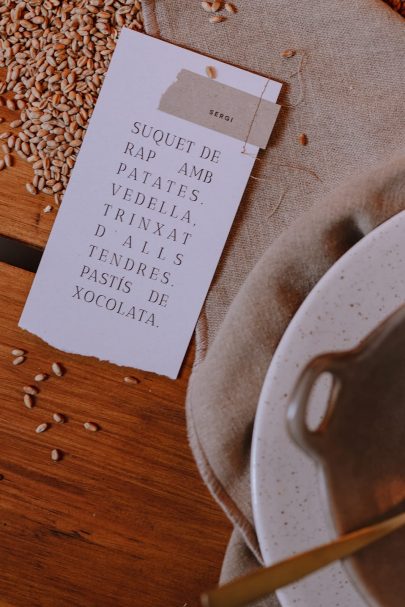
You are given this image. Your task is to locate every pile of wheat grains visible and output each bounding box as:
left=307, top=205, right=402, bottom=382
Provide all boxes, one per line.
left=0, top=0, right=143, bottom=211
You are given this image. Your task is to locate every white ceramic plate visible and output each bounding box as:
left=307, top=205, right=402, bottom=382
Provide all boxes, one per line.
left=251, top=211, right=405, bottom=607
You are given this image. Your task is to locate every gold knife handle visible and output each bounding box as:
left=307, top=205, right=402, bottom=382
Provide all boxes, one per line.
left=201, top=511, right=405, bottom=607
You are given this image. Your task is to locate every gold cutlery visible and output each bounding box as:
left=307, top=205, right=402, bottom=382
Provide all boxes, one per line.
left=201, top=510, right=405, bottom=607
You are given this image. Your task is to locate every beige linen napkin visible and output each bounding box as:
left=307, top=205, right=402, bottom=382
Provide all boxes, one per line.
left=141, top=0, right=405, bottom=601
left=188, top=152, right=405, bottom=604
left=143, top=0, right=405, bottom=350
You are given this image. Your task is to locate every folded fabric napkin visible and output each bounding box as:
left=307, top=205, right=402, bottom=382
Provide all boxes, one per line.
left=188, top=153, right=405, bottom=606
left=142, top=0, right=405, bottom=602
left=143, top=0, right=405, bottom=350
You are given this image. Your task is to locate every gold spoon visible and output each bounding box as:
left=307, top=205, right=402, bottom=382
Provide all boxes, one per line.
left=201, top=510, right=405, bottom=607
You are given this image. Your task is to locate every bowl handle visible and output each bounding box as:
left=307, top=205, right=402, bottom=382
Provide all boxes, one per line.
left=287, top=353, right=344, bottom=459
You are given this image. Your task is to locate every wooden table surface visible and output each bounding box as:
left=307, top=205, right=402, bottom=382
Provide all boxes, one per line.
left=0, top=94, right=231, bottom=606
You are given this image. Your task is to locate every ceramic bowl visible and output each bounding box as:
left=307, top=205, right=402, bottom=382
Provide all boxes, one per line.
left=287, top=304, right=405, bottom=607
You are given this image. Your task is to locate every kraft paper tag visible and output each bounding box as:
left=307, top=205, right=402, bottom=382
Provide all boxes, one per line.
left=159, top=69, right=280, bottom=149
left=19, top=29, right=282, bottom=378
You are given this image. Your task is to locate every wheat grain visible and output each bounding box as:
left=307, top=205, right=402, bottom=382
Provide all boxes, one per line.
left=0, top=1, right=144, bottom=205
left=23, top=386, right=39, bottom=396
left=26, top=182, right=37, bottom=195
left=13, top=355, right=25, bottom=366
left=298, top=133, right=308, bottom=146
left=51, top=362, right=64, bottom=377
left=205, top=66, right=217, bottom=79
left=23, top=394, right=34, bottom=409
left=51, top=449, right=62, bottom=462
left=84, top=422, right=99, bottom=432
left=281, top=49, right=296, bottom=58
left=34, top=373, right=48, bottom=382
left=201, top=1, right=213, bottom=11
left=209, top=14, right=226, bottom=23
left=123, top=376, right=140, bottom=385
left=225, top=2, right=236, bottom=13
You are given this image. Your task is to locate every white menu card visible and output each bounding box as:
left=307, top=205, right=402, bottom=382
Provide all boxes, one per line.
left=19, top=29, right=281, bottom=378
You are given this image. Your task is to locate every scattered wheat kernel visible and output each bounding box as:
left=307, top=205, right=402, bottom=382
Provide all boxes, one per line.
left=23, top=385, right=39, bottom=396
left=34, top=373, right=48, bottom=382
left=43, top=205, right=53, bottom=214
left=4, top=154, right=12, bottom=168
left=11, top=348, right=25, bottom=356
left=201, top=1, right=213, bottom=11
left=211, top=1, right=222, bottom=11
left=205, top=66, right=217, bottom=79
left=51, top=362, right=64, bottom=377
left=124, top=376, right=140, bottom=385
left=51, top=449, right=62, bottom=461
left=84, top=422, right=99, bottom=432
left=209, top=14, right=226, bottom=23
left=53, top=413, right=65, bottom=424
left=298, top=133, right=308, bottom=146
left=225, top=2, right=236, bottom=13
left=281, top=49, right=296, bottom=58
left=13, top=356, right=25, bottom=366
left=23, top=394, right=34, bottom=409
left=26, top=183, right=37, bottom=195
left=36, top=423, right=49, bottom=434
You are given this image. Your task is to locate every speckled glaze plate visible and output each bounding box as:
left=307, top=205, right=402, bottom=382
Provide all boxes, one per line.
left=251, top=211, right=405, bottom=607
